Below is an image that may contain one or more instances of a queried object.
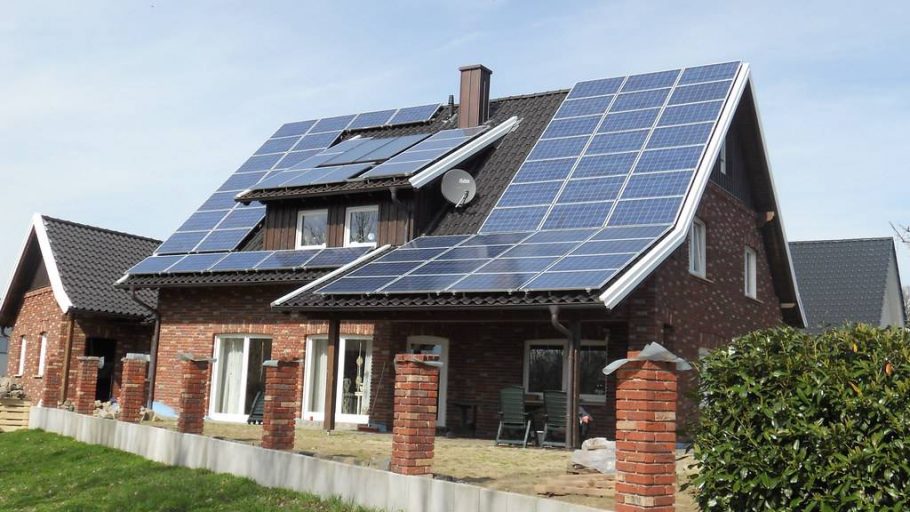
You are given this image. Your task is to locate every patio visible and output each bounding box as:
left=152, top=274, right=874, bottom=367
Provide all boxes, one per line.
left=148, top=419, right=699, bottom=511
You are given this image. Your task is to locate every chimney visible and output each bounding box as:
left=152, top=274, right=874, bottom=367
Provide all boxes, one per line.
left=458, top=64, right=492, bottom=128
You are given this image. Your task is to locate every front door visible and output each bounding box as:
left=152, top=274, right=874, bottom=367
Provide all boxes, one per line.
left=85, top=338, right=116, bottom=401
left=406, top=336, right=449, bottom=427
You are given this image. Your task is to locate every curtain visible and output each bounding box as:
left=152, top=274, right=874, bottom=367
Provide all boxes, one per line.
left=217, top=338, right=244, bottom=415
left=307, top=340, right=327, bottom=414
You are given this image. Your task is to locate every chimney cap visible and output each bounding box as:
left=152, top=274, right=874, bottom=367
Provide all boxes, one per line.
left=459, top=64, right=493, bottom=74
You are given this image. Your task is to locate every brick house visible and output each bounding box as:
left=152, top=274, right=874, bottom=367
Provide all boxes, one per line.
left=118, top=61, right=804, bottom=442
left=0, top=215, right=159, bottom=405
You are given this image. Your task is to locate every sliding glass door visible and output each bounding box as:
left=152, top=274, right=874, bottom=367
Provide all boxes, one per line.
left=210, top=335, right=272, bottom=422
left=302, top=336, right=372, bottom=424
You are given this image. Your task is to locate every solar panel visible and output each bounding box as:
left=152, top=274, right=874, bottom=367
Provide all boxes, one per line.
left=357, top=126, right=488, bottom=179
left=349, top=261, right=423, bottom=277
left=166, top=253, right=227, bottom=273
left=305, top=247, right=371, bottom=267
left=314, top=62, right=741, bottom=296
left=348, top=110, right=396, bottom=130
left=195, top=229, right=251, bottom=253
left=388, top=104, right=441, bottom=125
left=209, top=251, right=272, bottom=272
left=127, top=255, right=184, bottom=275
left=255, top=250, right=319, bottom=270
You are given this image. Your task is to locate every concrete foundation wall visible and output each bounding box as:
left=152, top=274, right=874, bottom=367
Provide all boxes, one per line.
left=29, top=407, right=606, bottom=512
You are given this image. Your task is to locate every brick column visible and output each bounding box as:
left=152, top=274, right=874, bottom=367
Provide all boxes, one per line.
left=177, top=354, right=211, bottom=435
left=40, top=355, right=63, bottom=408
left=74, top=356, right=101, bottom=415
left=261, top=359, right=300, bottom=450
left=390, top=353, right=440, bottom=476
left=119, top=354, right=149, bottom=423
left=615, top=359, right=678, bottom=512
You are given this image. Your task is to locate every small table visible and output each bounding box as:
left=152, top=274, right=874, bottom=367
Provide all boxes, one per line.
left=451, top=401, right=479, bottom=437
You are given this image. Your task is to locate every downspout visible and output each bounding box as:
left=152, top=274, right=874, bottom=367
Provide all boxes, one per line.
left=390, top=187, right=414, bottom=241
left=128, top=287, right=160, bottom=408
left=549, top=306, right=580, bottom=450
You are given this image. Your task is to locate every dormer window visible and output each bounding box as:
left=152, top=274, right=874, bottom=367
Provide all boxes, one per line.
left=296, top=209, right=328, bottom=249
left=345, top=205, right=378, bottom=247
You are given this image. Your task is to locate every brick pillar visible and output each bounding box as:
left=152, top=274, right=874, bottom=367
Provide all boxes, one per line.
left=74, top=356, right=101, bottom=415
left=40, top=355, right=63, bottom=408
left=119, top=354, right=149, bottom=423
left=261, top=359, right=300, bottom=450
left=615, top=359, right=678, bottom=512
left=390, top=353, right=440, bottom=476
left=177, top=354, right=210, bottom=435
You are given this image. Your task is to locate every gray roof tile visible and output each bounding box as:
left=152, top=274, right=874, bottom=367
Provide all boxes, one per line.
left=789, top=238, right=899, bottom=332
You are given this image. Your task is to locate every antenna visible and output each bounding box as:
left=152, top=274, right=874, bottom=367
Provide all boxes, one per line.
left=441, top=169, right=476, bottom=208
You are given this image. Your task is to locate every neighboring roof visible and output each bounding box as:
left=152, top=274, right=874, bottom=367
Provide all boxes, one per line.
left=790, top=237, right=906, bottom=332
left=275, top=62, right=805, bottom=326
left=0, top=215, right=159, bottom=326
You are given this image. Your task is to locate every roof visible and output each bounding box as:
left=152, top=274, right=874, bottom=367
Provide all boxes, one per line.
left=790, top=237, right=906, bottom=332
left=0, top=215, right=159, bottom=326
left=274, top=62, right=805, bottom=325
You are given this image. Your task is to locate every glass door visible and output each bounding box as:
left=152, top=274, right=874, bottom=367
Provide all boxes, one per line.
left=406, top=336, right=448, bottom=427
left=303, top=336, right=372, bottom=424
left=210, top=336, right=272, bottom=422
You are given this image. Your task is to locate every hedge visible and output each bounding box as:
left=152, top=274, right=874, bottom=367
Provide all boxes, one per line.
left=686, top=325, right=910, bottom=511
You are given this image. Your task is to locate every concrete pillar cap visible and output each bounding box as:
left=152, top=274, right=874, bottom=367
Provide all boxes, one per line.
left=178, top=353, right=215, bottom=363
left=123, top=353, right=151, bottom=362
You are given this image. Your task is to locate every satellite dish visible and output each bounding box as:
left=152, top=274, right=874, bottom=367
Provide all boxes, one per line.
left=441, top=169, right=476, bottom=208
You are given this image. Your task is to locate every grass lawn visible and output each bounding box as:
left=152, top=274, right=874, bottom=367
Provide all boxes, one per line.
left=0, top=430, right=375, bottom=512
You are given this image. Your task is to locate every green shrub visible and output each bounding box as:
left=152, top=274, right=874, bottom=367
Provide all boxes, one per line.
left=686, top=324, right=910, bottom=511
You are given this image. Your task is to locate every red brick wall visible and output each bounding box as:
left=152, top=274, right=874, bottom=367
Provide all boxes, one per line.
left=154, top=286, right=373, bottom=413
left=6, top=287, right=67, bottom=402
left=644, top=183, right=784, bottom=431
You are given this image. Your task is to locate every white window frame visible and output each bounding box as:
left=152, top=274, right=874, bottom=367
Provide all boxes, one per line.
left=302, top=335, right=373, bottom=425
left=689, top=218, right=707, bottom=278
left=406, top=335, right=449, bottom=427
left=296, top=209, right=328, bottom=250
left=719, top=140, right=728, bottom=175
left=523, top=339, right=607, bottom=403
left=744, top=246, right=758, bottom=299
left=37, top=333, right=47, bottom=377
left=344, top=205, right=379, bottom=248
left=17, top=336, right=27, bottom=376
left=208, top=334, right=272, bottom=423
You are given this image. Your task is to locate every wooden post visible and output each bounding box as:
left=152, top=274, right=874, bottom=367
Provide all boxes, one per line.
left=566, top=321, right=581, bottom=450
left=323, top=318, right=340, bottom=431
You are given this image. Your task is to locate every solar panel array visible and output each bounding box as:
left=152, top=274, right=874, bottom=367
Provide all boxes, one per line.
left=128, top=246, right=372, bottom=276
left=154, top=104, right=441, bottom=257
left=315, top=62, right=741, bottom=295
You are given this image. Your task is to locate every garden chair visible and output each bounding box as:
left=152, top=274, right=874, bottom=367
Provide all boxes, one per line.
left=541, top=390, right=567, bottom=448
left=495, top=385, right=534, bottom=447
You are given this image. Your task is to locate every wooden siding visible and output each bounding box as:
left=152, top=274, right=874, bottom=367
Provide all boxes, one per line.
left=262, top=195, right=413, bottom=250
left=710, top=122, right=754, bottom=209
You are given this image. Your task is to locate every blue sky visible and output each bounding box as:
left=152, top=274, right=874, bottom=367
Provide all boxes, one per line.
left=1, top=1, right=907, bottom=291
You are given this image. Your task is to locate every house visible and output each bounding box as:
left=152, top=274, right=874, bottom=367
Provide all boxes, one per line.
left=790, top=238, right=906, bottom=333
left=0, top=215, right=159, bottom=405
left=117, top=62, right=804, bottom=442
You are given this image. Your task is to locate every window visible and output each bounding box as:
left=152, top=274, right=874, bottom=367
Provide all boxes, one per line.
left=689, top=218, right=706, bottom=277
left=719, top=141, right=728, bottom=175
left=37, top=333, right=47, bottom=377
left=303, top=335, right=373, bottom=424
left=523, top=339, right=608, bottom=402
left=344, top=205, right=378, bottom=247
left=209, top=335, right=272, bottom=422
left=17, top=337, right=27, bottom=376
left=296, top=209, right=328, bottom=249
left=744, top=247, right=758, bottom=299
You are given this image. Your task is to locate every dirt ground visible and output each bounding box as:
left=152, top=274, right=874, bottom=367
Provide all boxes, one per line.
left=148, top=420, right=699, bottom=511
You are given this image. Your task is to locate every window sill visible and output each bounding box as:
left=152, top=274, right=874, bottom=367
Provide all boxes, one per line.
left=745, top=295, right=763, bottom=305
left=688, top=273, right=714, bottom=284
left=32, top=375, right=44, bottom=380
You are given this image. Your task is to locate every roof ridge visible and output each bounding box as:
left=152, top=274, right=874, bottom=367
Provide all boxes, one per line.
left=790, top=237, right=895, bottom=245
left=40, top=215, right=162, bottom=244
left=489, top=89, right=570, bottom=103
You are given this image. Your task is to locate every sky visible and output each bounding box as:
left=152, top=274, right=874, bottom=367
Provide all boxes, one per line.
left=1, top=0, right=908, bottom=293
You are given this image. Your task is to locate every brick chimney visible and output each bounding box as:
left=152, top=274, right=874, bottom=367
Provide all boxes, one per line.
left=458, top=64, right=492, bottom=128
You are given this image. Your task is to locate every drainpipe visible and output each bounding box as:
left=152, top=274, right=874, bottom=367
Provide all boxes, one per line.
left=128, top=287, right=160, bottom=408
left=549, top=305, right=580, bottom=450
